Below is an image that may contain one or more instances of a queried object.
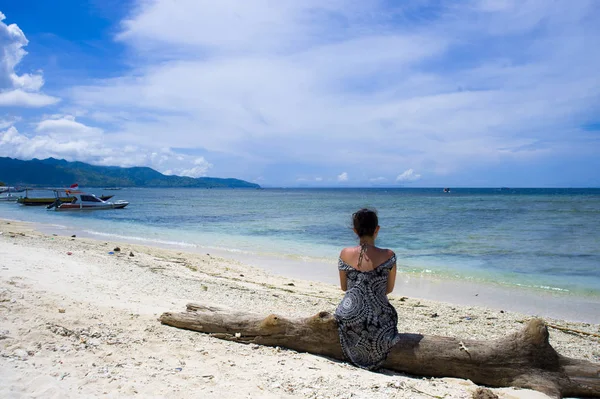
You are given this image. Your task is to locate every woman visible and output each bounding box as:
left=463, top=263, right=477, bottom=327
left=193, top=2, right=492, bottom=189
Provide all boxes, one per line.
left=334, top=208, right=400, bottom=370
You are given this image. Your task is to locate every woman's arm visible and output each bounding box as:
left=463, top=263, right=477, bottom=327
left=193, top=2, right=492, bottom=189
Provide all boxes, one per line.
left=338, top=249, right=349, bottom=291
left=386, top=264, right=397, bottom=294
left=339, top=270, right=348, bottom=291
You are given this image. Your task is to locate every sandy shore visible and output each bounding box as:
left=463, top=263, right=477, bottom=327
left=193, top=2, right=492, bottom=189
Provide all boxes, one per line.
left=1, top=219, right=598, bottom=398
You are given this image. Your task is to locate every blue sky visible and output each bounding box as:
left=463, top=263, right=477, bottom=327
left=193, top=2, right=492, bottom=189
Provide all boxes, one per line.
left=1, top=0, right=599, bottom=187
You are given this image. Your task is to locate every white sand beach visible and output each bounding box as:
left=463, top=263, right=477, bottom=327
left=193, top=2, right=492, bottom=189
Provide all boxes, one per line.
left=1, top=219, right=599, bottom=398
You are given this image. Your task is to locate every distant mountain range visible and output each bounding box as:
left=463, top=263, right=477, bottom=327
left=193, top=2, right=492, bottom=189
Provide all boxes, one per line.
left=0, top=157, right=260, bottom=189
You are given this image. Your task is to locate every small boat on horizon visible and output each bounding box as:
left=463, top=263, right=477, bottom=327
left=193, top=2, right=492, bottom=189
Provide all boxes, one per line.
left=443, top=187, right=451, bottom=193
left=48, top=190, right=129, bottom=211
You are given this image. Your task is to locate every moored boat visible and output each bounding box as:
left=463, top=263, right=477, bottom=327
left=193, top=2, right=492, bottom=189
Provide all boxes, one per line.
left=17, top=188, right=113, bottom=206
left=0, top=193, right=19, bottom=202
left=49, top=191, right=128, bottom=211
left=0, top=187, right=21, bottom=201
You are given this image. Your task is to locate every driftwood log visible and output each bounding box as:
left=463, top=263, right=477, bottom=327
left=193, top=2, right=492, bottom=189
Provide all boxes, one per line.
left=160, top=303, right=600, bottom=398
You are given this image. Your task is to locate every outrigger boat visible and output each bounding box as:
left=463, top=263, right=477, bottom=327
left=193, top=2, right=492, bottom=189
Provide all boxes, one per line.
left=48, top=190, right=128, bottom=211
left=17, top=188, right=113, bottom=206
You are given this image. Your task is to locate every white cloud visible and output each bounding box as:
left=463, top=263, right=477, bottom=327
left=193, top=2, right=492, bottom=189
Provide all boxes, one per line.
left=396, top=169, right=421, bottom=182
left=0, top=126, right=26, bottom=146
left=0, top=89, right=59, bottom=107
left=0, top=116, right=20, bottom=129
left=0, top=125, right=108, bottom=160
left=0, top=12, right=59, bottom=107
left=337, top=172, right=348, bottom=182
left=117, top=0, right=369, bottom=54
left=165, top=157, right=213, bottom=178
left=315, top=177, right=323, bottom=181
left=36, top=115, right=103, bottom=138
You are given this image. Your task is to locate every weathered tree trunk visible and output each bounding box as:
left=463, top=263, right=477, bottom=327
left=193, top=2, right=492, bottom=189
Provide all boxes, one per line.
left=159, top=303, right=600, bottom=398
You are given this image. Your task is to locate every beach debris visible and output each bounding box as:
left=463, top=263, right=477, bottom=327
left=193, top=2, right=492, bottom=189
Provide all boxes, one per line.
left=459, top=341, right=470, bottom=354
left=175, top=367, right=183, bottom=372
left=239, top=274, right=244, bottom=277
left=399, top=297, right=408, bottom=301
left=547, top=323, right=600, bottom=339
left=431, top=313, right=439, bottom=318
left=108, top=251, right=115, bottom=255
left=395, top=382, right=445, bottom=398
left=113, top=247, right=121, bottom=252
left=235, top=332, right=241, bottom=338
left=472, top=387, right=498, bottom=399
left=286, top=283, right=295, bottom=286
left=58, top=308, right=66, bottom=313
left=66, top=252, right=73, bottom=256
left=201, top=285, right=208, bottom=291
left=129, top=251, right=135, bottom=257
left=71, top=234, right=76, bottom=238
left=13, top=348, right=29, bottom=360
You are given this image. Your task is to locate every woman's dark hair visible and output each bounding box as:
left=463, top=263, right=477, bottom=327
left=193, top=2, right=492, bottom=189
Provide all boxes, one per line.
left=352, top=208, right=378, bottom=237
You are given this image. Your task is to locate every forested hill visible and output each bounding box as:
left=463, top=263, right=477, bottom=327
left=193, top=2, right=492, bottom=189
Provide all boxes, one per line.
left=0, top=157, right=260, bottom=188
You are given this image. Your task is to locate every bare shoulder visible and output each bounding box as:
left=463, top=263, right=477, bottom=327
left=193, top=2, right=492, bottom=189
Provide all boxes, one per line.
left=339, top=247, right=355, bottom=258
left=379, top=248, right=396, bottom=259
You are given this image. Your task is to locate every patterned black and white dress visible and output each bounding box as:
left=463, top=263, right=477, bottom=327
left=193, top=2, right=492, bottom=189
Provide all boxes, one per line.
left=334, top=254, right=401, bottom=370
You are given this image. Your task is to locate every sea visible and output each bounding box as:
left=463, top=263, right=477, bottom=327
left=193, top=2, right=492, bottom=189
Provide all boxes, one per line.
left=2, top=187, right=599, bottom=322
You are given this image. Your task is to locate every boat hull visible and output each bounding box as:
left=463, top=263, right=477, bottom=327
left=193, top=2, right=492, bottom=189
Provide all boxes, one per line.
left=54, top=201, right=129, bottom=211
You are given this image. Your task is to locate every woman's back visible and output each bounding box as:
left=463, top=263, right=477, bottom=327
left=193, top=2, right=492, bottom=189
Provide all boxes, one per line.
left=339, top=245, right=395, bottom=272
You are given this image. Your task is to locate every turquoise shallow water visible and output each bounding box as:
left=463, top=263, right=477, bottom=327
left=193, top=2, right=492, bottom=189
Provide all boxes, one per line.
left=1, top=187, right=599, bottom=298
